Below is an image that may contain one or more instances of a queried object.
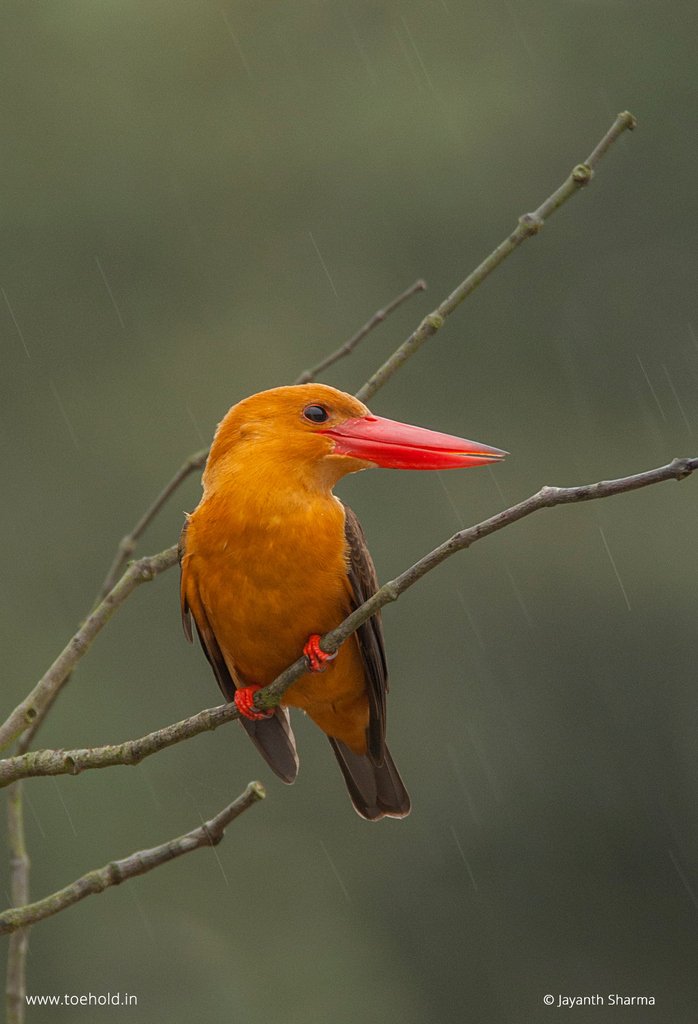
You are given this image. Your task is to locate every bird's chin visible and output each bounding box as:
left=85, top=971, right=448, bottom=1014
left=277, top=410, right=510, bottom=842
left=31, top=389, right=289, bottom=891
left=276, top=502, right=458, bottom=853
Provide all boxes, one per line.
left=323, top=452, right=374, bottom=480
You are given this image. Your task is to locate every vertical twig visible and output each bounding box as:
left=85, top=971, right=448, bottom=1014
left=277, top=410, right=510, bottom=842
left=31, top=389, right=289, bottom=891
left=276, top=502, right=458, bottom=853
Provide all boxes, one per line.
left=6, top=784, right=29, bottom=1023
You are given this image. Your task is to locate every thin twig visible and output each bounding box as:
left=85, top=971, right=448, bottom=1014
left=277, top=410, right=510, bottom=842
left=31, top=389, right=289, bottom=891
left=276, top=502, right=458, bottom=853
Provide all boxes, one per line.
left=0, top=547, right=178, bottom=753
left=97, top=449, right=208, bottom=601
left=294, top=278, right=427, bottom=385
left=0, top=782, right=265, bottom=935
left=94, top=279, right=425, bottom=608
left=0, top=110, right=644, bottom=1011
left=1, top=455, right=694, bottom=790
left=355, top=111, right=637, bottom=403
left=1, top=623, right=85, bottom=1020
left=0, top=703, right=240, bottom=787
left=5, top=784, right=29, bottom=1022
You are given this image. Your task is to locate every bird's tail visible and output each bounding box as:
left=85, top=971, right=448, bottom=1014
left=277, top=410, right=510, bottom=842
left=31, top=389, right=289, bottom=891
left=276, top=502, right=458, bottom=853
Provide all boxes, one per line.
left=239, top=707, right=299, bottom=784
left=328, top=738, right=411, bottom=820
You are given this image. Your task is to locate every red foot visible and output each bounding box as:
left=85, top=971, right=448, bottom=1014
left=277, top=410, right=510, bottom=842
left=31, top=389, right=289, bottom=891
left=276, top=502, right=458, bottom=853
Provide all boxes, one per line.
left=304, top=634, right=338, bottom=673
left=234, top=685, right=273, bottom=721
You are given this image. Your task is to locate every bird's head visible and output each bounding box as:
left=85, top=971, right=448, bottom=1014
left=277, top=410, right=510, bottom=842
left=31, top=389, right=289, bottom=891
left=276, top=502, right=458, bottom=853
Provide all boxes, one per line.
left=204, top=384, right=506, bottom=494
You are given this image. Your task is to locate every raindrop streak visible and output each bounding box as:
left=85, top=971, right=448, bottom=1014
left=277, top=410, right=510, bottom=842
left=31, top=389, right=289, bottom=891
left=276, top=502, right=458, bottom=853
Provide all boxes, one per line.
left=635, top=355, right=666, bottom=421
left=504, top=564, right=534, bottom=627
left=94, top=256, right=126, bottom=330
left=24, top=789, right=47, bottom=840
left=487, top=464, right=507, bottom=505
left=465, top=724, right=503, bottom=804
left=456, top=590, right=486, bottom=651
left=198, top=813, right=230, bottom=887
left=51, top=778, right=78, bottom=837
left=220, top=9, right=252, bottom=78
left=128, top=887, right=157, bottom=943
left=49, top=381, right=80, bottom=450
left=2, top=287, right=30, bottom=358
left=446, top=744, right=483, bottom=828
left=449, top=825, right=479, bottom=893
left=319, top=840, right=350, bottom=903
left=393, top=27, right=424, bottom=91
left=662, top=364, right=692, bottom=434
left=140, top=768, right=165, bottom=811
left=688, top=322, right=698, bottom=354
left=185, top=404, right=208, bottom=445
left=341, top=10, right=377, bottom=84
left=598, top=527, right=631, bottom=611
left=668, top=848, right=698, bottom=915
left=436, top=470, right=466, bottom=528
left=308, top=233, right=340, bottom=298
left=400, top=16, right=436, bottom=93
left=499, top=0, right=536, bottom=62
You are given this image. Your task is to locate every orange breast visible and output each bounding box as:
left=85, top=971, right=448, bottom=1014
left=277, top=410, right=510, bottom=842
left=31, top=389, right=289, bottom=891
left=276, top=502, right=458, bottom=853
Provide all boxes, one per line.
left=183, top=488, right=370, bottom=753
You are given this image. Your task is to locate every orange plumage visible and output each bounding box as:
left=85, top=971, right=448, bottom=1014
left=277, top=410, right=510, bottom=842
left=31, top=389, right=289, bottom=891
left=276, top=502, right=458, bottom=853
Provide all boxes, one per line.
left=179, top=384, right=505, bottom=819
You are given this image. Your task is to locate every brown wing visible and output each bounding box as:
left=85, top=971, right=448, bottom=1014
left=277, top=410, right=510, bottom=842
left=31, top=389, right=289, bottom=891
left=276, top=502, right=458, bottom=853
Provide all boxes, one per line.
left=342, top=503, right=388, bottom=766
left=178, top=520, right=299, bottom=784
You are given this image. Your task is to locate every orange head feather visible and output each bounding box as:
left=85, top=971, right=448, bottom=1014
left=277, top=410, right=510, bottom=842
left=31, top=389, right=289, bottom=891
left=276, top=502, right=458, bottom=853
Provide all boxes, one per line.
left=203, top=384, right=374, bottom=496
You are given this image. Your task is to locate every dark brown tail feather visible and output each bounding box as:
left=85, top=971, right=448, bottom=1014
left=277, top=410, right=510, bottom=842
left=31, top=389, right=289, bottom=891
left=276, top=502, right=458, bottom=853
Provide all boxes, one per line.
left=239, top=707, right=299, bottom=784
left=328, top=738, right=411, bottom=820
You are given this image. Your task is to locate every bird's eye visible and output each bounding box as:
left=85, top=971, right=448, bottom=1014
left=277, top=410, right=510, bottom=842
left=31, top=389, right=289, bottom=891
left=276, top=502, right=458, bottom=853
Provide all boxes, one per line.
left=303, top=404, right=329, bottom=424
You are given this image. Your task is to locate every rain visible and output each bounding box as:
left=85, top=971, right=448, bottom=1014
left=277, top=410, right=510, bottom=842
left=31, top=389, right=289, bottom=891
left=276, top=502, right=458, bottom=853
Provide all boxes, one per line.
left=2, top=3, right=697, bottom=1022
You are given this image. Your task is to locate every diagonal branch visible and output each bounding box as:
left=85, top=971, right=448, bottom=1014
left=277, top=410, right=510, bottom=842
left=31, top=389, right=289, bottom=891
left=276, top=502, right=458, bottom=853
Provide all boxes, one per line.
left=84, top=109, right=638, bottom=628
left=294, top=278, right=426, bottom=385
left=0, top=547, right=178, bottom=753
left=97, top=449, right=208, bottom=601
left=1, top=455, right=694, bottom=790
left=0, top=703, right=240, bottom=787
left=355, top=110, right=637, bottom=403
left=0, top=782, right=265, bottom=935
left=95, top=280, right=427, bottom=603
left=254, top=453, right=694, bottom=709
left=0, top=110, right=644, bottom=1011
left=2, top=112, right=637, bottom=758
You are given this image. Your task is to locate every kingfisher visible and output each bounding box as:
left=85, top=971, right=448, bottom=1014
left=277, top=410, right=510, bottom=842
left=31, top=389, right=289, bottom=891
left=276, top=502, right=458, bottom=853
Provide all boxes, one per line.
left=179, top=384, right=505, bottom=819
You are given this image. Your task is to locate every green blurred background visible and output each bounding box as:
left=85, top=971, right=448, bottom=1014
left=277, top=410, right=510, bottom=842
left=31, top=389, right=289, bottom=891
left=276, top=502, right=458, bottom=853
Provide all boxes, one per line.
left=2, top=2, right=697, bottom=1021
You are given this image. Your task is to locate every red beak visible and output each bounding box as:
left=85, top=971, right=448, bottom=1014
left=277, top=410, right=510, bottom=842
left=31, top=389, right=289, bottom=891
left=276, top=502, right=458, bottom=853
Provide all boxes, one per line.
left=322, top=414, right=507, bottom=470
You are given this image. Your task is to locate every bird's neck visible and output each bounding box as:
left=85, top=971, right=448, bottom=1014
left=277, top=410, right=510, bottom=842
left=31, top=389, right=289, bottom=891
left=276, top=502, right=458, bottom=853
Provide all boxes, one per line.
left=201, top=452, right=341, bottom=525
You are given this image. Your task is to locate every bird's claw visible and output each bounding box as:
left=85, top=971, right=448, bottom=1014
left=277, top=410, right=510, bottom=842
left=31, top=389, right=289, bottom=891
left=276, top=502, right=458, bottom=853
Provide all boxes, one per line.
left=234, top=685, right=273, bottom=721
left=304, top=633, right=338, bottom=673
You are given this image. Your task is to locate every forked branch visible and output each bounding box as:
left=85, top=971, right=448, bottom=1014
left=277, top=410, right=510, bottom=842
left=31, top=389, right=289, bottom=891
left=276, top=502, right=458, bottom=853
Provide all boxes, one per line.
left=0, top=110, right=644, bottom=1009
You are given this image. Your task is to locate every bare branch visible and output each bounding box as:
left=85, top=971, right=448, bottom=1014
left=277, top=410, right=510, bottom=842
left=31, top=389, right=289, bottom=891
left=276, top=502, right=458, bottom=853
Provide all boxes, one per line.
left=0, top=110, right=649, bottom=1005
left=355, top=111, right=637, bottom=404
left=94, top=279, right=426, bottom=608
left=2, top=624, right=92, bottom=1009
left=89, top=111, right=637, bottom=603
left=5, top=784, right=30, bottom=1022
left=70, top=109, right=635, bottom=659
left=97, top=449, right=208, bottom=601
left=0, top=546, right=178, bottom=753
left=254, top=454, right=694, bottom=710
left=0, top=782, right=265, bottom=935
left=2, top=454, right=694, bottom=791
left=294, top=278, right=427, bottom=385
left=0, top=703, right=240, bottom=788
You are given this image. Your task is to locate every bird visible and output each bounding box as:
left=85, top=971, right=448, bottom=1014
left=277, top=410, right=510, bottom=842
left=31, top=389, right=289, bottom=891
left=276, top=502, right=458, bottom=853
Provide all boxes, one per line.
left=179, top=384, right=506, bottom=820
